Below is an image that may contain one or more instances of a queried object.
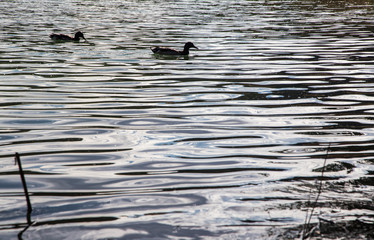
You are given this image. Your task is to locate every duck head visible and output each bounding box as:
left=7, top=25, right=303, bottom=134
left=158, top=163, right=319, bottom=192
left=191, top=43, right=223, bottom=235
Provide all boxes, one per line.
left=75, top=31, right=86, bottom=41
left=184, top=42, right=198, bottom=50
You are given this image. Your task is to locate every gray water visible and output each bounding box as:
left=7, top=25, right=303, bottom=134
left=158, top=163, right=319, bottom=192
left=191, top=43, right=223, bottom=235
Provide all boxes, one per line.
left=1, top=0, right=374, bottom=239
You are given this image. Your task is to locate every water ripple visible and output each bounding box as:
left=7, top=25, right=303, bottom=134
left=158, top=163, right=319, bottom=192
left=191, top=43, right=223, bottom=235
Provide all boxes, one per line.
left=1, top=0, right=374, bottom=239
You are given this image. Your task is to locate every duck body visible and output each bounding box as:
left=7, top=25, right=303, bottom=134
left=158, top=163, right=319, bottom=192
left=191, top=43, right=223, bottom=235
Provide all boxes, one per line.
left=50, top=31, right=86, bottom=42
left=151, top=42, right=198, bottom=55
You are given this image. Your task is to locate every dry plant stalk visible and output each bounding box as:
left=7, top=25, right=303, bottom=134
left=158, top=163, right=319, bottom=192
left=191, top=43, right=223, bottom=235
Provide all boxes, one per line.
left=15, top=152, right=33, bottom=238
left=301, top=143, right=331, bottom=239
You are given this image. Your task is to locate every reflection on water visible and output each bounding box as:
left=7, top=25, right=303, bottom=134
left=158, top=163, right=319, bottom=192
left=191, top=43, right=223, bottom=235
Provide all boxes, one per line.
left=1, top=0, right=374, bottom=239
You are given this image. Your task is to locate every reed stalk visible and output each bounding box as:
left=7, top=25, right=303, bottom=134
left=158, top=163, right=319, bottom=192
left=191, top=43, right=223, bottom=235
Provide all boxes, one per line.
left=301, top=143, right=331, bottom=239
left=15, top=152, right=33, bottom=239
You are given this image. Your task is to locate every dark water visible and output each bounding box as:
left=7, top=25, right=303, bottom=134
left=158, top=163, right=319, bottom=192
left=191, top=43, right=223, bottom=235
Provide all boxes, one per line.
left=1, top=0, right=374, bottom=239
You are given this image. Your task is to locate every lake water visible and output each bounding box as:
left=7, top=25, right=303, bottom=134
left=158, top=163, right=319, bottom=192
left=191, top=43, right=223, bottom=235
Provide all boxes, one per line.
left=1, top=0, right=374, bottom=239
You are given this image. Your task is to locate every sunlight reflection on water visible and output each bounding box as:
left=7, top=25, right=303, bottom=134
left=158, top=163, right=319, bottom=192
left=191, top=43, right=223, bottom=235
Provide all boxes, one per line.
left=1, top=0, right=374, bottom=239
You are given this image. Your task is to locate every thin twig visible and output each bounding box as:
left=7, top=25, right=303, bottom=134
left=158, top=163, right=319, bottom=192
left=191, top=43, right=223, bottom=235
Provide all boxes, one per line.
left=302, top=188, right=312, bottom=238
left=15, top=152, right=33, bottom=239
left=15, top=152, right=32, bottom=223
left=302, top=143, right=331, bottom=239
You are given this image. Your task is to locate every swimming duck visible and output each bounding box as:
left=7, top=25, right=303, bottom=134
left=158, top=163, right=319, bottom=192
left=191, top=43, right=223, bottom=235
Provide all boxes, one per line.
left=151, top=42, right=198, bottom=55
left=50, top=31, right=86, bottom=42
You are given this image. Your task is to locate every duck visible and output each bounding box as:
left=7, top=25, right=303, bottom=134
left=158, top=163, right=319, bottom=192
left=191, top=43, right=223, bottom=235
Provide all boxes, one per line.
left=50, top=31, right=86, bottom=42
left=151, top=42, right=198, bottom=55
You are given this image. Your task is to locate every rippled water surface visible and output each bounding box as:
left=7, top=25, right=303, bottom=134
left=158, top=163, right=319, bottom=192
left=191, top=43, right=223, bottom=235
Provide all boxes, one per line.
left=1, top=0, right=374, bottom=239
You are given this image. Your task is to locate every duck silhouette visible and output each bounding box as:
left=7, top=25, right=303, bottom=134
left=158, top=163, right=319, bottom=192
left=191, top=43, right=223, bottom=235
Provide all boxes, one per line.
left=50, top=31, right=86, bottom=42
left=151, top=42, right=198, bottom=55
